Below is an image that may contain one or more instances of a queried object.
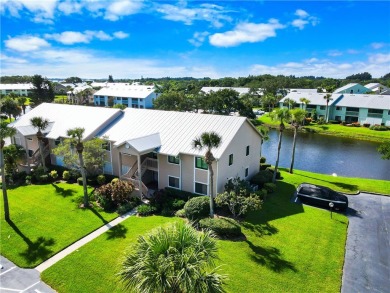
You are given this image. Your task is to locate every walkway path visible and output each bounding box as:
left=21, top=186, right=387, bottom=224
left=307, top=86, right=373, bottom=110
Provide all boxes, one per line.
left=342, top=193, right=390, bottom=293
left=35, top=208, right=137, bottom=272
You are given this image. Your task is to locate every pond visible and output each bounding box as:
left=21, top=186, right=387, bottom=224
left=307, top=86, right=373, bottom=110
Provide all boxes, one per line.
left=261, top=130, right=390, bottom=180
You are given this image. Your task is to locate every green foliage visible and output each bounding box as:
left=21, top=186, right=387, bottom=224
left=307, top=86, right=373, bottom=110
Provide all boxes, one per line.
left=31, top=167, right=46, bottom=183
left=111, top=178, right=119, bottom=184
left=317, top=117, right=326, bottom=125
left=117, top=197, right=141, bottom=215
left=96, top=174, right=106, bottom=185
left=215, top=191, right=262, bottom=219
left=378, top=141, right=390, bottom=160
left=175, top=209, right=186, bottom=218
left=1, top=96, right=21, bottom=120
left=260, top=157, right=266, bottom=163
left=62, top=170, right=70, bottom=181
left=118, top=222, right=226, bottom=293
left=263, top=183, right=277, bottom=193
left=251, top=170, right=273, bottom=187
left=77, top=177, right=83, bottom=185
left=184, top=196, right=210, bottom=220
left=224, top=176, right=252, bottom=197
left=30, top=74, right=55, bottom=106
left=266, top=167, right=281, bottom=179
left=199, top=217, right=242, bottom=238
left=3, top=144, right=25, bottom=175
left=94, top=180, right=135, bottom=211
left=137, top=204, right=157, bottom=216
left=370, top=125, right=388, bottom=131
left=346, top=72, right=372, bottom=80
left=49, top=170, right=58, bottom=180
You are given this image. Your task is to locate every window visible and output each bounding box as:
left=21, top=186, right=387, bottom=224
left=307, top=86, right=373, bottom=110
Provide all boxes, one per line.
left=55, top=138, right=61, bottom=146
left=368, top=109, right=383, bottom=114
left=245, top=168, right=249, bottom=178
left=195, top=182, right=207, bottom=195
left=246, top=146, right=250, bottom=156
left=346, top=107, right=359, bottom=112
left=195, top=157, right=208, bottom=170
left=102, top=142, right=110, bottom=151
left=229, top=154, right=233, bottom=166
left=168, top=176, right=180, bottom=189
left=27, top=137, right=33, bottom=141
left=336, top=106, right=342, bottom=111
left=168, top=155, right=180, bottom=164
left=28, top=149, right=33, bottom=157
left=320, top=106, right=326, bottom=110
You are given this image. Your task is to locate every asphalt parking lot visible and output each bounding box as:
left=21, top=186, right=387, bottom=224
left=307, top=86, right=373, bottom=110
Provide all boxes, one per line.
left=0, top=255, right=55, bottom=293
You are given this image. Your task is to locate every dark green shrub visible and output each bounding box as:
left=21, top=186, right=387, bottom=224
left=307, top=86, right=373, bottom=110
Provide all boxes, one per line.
left=260, top=163, right=271, bottom=170
left=77, top=177, right=83, bottom=185
left=260, top=157, right=266, bottom=163
left=117, top=198, right=141, bottom=215
left=251, top=170, right=273, bottom=186
left=255, top=188, right=268, bottom=200
left=224, top=176, right=252, bottom=196
left=266, top=167, right=281, bottom=179
left=137, top=204, right=157, bottom=216
left=31, top=167, right=45, bottom=183
left=184, top=196, right=210, bottom=220
left=175, top=209, right=186, bottom=218
left=39, top=175, right=49, bottom=183
left=264, top=182, right=277, bottom=193
left=171, top=199, right=186, bottom=210
left=199, top=217, right=242, bottom=237
left=165, top=187, right=198, bottom=201
left=94, top=180, right=135, bottom=211
left=97, top=174, right=106, bottom=185
left=25, top=175, right=32, bottom=185
left=63, top=170, right=70, bottom=181
left=370, top=125, right=388, bottom=131
left=161, top=207, right=174, bottom=217
left=69, top=169, right=81, bottom=181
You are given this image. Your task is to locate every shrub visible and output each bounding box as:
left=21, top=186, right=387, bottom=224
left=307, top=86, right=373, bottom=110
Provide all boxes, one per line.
left=69, top=169, right=81, bottom=181
left=165, top=187, right=198, bottom=201
left=260, top=163, right=271, bottom=171
left=117, top=197, right=141, bottom=215
left=25, top=175, right=32, bottom=185
left=39, top=175, right=49, bottom=183
left=363, top=123, right=370, bottom=128
left=62, top=170, right=70, bottom=181
left=111, top=178, right=119, bottom=184
left=260, top=157, right=266, bottom=163
left=184, top=196, right=210, bottom=220
left=328, top=120, right=339, bottom=124
left=370, top=125, right=388, bottom=131
left=94, top=180, right=135, bottom=211
left=255, top=188, right=268, bottom=200
left=50, top=170, right=58, bottom=180
left=171, top=199, right=186, bottom=210
left=111, top=180, right=134, bottom=203
left=224, top=176, right=252, bottom=197
left=317, top=117, right=326, bottom=125
left=96, top=174, right=106, bottom=185
left=351, top=122, right=360, bottom=127
left=264, top=182, right=277, bottom=193
left=77, top=177, right=84, bottom=185
left=251, top=170, right=273, bottom=187
left=266, top=167, right=281, bottom=179
left=31, top=167, right=46, bottom=183
left=175, top=209, right=186, bottom=218
left=199, top=217, right=242, bottom=237
left=137, top=204, right=157, bottom=216
left=215, top=191, right=262, bottom=219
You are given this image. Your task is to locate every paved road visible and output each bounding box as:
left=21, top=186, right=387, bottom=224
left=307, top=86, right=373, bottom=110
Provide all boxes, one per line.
left=0, top=255, right=55, bottom=293
left=342, top=193, right=390, bottom=293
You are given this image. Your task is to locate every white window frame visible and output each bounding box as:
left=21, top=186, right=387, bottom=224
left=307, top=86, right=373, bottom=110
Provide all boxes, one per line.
left=167, top=155, right=180, bottom=165
left=168, top=176, right=180, bottom=189
left=194, top=181, right=208, bottom=195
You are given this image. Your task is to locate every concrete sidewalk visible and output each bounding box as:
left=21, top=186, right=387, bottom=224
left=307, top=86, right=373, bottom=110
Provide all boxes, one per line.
left=35, top=208, right=137, bottom=272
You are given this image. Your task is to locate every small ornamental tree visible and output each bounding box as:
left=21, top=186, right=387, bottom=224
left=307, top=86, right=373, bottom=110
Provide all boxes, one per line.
left=215, top=191, right=262, bottom=219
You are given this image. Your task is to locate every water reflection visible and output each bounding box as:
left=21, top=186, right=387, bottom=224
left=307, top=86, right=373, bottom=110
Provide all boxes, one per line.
left=262, top=130, right=390, bottom=180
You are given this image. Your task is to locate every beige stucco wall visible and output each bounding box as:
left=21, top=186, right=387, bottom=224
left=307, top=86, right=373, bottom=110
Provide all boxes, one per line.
left=158, top=154, right=181, bottom=189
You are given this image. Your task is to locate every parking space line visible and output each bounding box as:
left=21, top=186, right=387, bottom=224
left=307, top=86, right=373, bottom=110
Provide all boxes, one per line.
left=0, top=266, right=16, bottom=276
left=21, top=281, right=40, bottom=293
left=0, top=287, right=22, bottom=292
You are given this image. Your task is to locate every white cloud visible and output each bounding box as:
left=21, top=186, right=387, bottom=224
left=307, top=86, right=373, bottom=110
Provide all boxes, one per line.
left=1, top=0, right=58, bottom=22
left=368, top=53, right=390, bottom=64
left=104, top=0, right=144, bottom=21
left=156, top=2, right=231, bottom=28
left=328, top=50, right=343, bottom=57
left=189, top=31, right=210, bottom=47
left=347, top=49, right=359, bottom=54
left=58, top=0, right=83, bottom=15
left=292, top=9, right=319, bottom=29
left=5, top=35, right=50, bottom=52
left=209, top=19, right=285, bottom=47
left=0, top=53, right=28, bottom=64
left=44, top=30, right=128, bottom=44
left=371, top=42, right=385, bottom=49
left=292, top=19, right=308, bottom=30
left=295, top=9, right=309, bottom=18
left=113, top=31, right=129, bottom=39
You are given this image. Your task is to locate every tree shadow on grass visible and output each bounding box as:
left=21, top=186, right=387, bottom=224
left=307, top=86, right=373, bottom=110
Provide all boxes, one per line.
left=51, top=183, right=76, bottom=197
left=241, top=222, right=278, bottom=237
left=6, top=219, right=55, bottom=266
left=246, top=240, right=297, bottom=273
left=87, top=206, right=109, bottom=225
left=106, top=224, right=128, bottom=240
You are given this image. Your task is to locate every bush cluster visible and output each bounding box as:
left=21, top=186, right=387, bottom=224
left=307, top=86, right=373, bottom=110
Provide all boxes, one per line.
left=370, top=125, right=388, bottom=131
left=199, top=217, right=242, bottom=237
left=94, top=180, right=135, bottom=211
left=137, top=204, right=157, bottom=216
left=184, top=196, right=210, bottom=220
left=251, top=170, right=273, bottom=187
left=148, top=188, right=196, bottom=216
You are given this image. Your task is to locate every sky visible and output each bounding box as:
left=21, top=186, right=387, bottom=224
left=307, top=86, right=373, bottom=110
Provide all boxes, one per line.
left=1, top=0, right=390, bottom=80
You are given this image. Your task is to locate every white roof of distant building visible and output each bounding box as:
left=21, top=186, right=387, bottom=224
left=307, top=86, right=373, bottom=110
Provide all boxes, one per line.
left=93, top=85, right=156, bottom=99
left=364, top=83, right=381, bottom=89
left=0, top=83, right=33, bottom=90
left=335, top=94, right=390, bottom=110
left=280, top=92, right=339, bottom=106
left=10, top=103, right=121, bottom=140
left=98, top=108, right=260, bottom=158
left=288, top=89, right=318, bottom=93
left=201, top=87, right=260, bottom=95
left=70, top=85, right=93, bottom=94
left=333, top=83, right=368, bottom=93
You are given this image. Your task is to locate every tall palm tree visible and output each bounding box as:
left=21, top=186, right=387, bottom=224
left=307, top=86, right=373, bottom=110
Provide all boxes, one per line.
left=299, top=98, right=310, bottom=125
left=323, top=94, right=333, bottom=123
left=270, top=108, right=291, bottom=183
left=193, top=131, right=222, bottom=218
left=67, top=127, right=89, bottom=208
left=119, top=222, right=226, bottom=293
left=30, top=117, right=49, bottom=172
left=18, top=96, right=27, bottom=114
left=0, top=121, right=16, bottom=221
left=289, top=109, right=307, bottom=174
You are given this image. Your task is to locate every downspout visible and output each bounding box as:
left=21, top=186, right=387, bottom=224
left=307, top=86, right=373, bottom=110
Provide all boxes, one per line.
left=137, top=153, right=142, bottom=198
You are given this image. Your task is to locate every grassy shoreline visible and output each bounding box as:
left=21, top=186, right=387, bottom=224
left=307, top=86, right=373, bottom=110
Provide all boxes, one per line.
left=257, top=115, right=390, bottom=143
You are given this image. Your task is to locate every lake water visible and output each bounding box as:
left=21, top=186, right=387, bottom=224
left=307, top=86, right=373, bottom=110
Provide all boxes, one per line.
left=261, top=130, right=390, bottom=180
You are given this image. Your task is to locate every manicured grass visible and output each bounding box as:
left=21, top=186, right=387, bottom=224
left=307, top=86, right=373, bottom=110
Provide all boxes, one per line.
left=54, top=95, right=67, bottom=103
left=0, top=183, right=118, bottom=267
left=42, top=169, right=355, bottom=293
left=258, top=114, right=390, bottom=142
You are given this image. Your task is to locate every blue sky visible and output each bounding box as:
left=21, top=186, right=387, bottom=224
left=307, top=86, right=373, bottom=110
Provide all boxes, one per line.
left=1, top=0, right=389, bottom=79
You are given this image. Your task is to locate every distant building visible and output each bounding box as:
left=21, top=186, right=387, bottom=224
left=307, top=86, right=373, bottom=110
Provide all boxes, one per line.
left=364, top=83, right=390, bottom=95
left=93, top=85, right=159, bottom=108
left=67, top=85, right=94, bottom=105
left=334, top=83, right=370, bottom=94
left=0, top=84, right=33, bottom=96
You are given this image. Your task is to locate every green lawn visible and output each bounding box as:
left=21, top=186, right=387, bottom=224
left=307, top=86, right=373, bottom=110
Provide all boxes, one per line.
left=42, top=169, right=361, bottom=292
left=258, top=114, right=390, bottom=142
left=0, top=183, right=118, bottom=267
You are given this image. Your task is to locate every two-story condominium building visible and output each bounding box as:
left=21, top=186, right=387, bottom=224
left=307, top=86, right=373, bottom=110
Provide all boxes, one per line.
left=93, top=85, right=159, bottom=109
left=0, top=83, right=33, bottom=96
left=334, top=83, right=370, bottom=94
left=10, top=104, right=262, bottom=197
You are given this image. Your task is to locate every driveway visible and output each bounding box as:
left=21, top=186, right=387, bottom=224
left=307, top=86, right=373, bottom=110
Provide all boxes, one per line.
left=0, top=255, right=55, bottom=293
left=342, top=193, right=390, bottom=293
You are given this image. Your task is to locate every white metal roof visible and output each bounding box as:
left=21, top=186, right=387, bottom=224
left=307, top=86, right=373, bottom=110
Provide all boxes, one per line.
left=10, top=103, right=122, bottom=140
left=99, top=108, right=258, bottom=159
left=93, top=85, right=156, bottom=99
left=335, top=94, right=390, bottom=110
left=0, top=83, right=33, bottom=90
left=280, top=92, right=340, bottom=106
left=334, top=83, right=365, bottom=93
left=123, top=133, right=162, bottom=153
left=289, top=88, right=318, bottom=93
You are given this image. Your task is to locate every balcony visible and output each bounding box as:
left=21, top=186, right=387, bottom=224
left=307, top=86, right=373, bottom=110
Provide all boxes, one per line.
left=345, top=111, right=359, bottom=116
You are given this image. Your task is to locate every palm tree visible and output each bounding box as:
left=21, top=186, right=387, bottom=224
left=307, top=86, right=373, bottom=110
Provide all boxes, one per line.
left=270, top=108, right=291, bottom=183
left=18, top=96, right=27, bottom=114
left=193, top=131, right=222, bottom=218
left=30, top=117, right=49, bottom=172
left=67, top=127, right=89, bottom=208
left=289, top=109, right=307, bottom=174
left=0, top=121, right=16, bottom=221
left=299, top=98, right=310, bottom=110
left=119, top=222, right=226, bottom=293
left=323, top=94, right=333, bottom=123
